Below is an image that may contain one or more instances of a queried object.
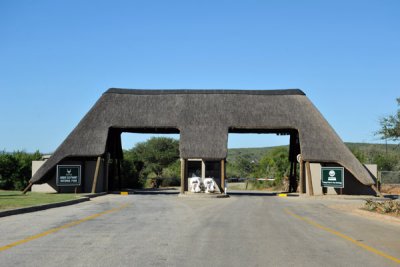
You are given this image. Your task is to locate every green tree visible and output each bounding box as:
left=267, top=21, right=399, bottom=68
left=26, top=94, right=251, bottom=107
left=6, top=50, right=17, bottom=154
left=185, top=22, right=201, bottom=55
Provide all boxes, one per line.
left=256, top=146, right=290, bottom=187
left=234, top=154, right=257, bottom=178
left=349, top=147, right=367, bottom=163
left=135, top=137, right=179, bottom=178
left=371, top=153, right=400, bottom=171
left=349, top=146, right=400, bottom=171
left=162, top=160, right=180, bottom=179
left=226, top=160, right=240, bottom=178
left=16, top=150, right=42, bottom=189
left=375, top=97, right=400, bottom=170
left=121, top=137, right=180, bottom=188
left=0, top=150, right=42, bottom=190
left=161, top=160, right=181, bottom=186
left=377, top=98, right=400, bottom=143
left=121, top=149, right=145, bottom=188
left=0, top=152, right=19, bottom=189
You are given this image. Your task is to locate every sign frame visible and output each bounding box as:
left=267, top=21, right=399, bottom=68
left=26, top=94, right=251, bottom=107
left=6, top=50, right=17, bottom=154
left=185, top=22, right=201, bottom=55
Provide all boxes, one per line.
left=321, top=167, right=344, bottom=188
left=56, top=165, right=81, bottom=186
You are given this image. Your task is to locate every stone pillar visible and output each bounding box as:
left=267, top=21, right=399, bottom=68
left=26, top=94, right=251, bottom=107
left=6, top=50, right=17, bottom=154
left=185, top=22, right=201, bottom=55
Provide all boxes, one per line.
left=201, top=160, right=206, bottom=179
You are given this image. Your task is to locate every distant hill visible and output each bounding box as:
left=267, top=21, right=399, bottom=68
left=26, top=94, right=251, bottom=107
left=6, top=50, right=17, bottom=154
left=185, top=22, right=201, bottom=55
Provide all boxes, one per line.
left=227, top=146, right=281, bottom=162
left=227, top=142, right=399, bottom=162
left=345, top=142, right=399, bottom=153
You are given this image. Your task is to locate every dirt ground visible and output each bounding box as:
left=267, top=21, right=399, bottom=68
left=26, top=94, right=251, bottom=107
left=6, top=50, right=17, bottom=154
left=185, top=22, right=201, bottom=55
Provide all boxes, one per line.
left=380, top=184, right=400, bottom=194
left=328, top=201, right=400, bottom=224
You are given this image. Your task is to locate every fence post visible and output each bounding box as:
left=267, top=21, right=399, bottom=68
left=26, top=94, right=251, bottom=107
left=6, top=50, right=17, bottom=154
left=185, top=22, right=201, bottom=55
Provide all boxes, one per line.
left=378, top=171, right=381, bottom=192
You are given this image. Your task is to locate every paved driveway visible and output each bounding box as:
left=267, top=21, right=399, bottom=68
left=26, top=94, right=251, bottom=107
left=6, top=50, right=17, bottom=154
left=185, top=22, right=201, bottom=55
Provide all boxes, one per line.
left=0, top=194, right=399, bottom=266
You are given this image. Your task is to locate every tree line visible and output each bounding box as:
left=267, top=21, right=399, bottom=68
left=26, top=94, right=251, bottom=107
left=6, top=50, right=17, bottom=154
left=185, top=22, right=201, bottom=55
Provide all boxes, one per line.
left=0, top=151, right=42, bottom=190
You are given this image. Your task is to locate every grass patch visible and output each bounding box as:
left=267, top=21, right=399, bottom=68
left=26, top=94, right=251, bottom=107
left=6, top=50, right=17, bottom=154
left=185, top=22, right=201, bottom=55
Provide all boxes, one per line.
left=0, top=190, right=81, bottom=210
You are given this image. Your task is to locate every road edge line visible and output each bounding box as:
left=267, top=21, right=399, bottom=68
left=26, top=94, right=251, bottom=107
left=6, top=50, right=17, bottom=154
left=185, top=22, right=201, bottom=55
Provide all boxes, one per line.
left=284, top=208, right=400, bottom=264
left=0, top=203, right=129, bottom=252
left=0, top=192, right=107, bottom=218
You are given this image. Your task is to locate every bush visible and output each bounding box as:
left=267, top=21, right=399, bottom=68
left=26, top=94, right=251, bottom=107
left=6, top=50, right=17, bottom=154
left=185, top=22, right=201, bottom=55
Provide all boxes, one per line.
left=0, top=151, right=42, bottom=190
left=364, top=199, right=400, bottom=215
left=160, top=177, right=180, bottom=187
left=364, top=199, right=378, bottom=211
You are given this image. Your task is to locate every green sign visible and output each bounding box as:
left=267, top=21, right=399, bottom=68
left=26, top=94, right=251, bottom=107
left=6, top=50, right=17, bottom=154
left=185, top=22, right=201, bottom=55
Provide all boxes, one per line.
left=57, top=165, right=81, bottom=186
left=321, top=167, right=344, bottom=188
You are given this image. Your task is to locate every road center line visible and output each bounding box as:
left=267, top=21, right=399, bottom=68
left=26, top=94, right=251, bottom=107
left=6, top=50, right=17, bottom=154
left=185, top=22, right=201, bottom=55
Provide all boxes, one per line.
left=284, top=208, right=400, bottom=264
left=0, top=203, right=129, bottom=252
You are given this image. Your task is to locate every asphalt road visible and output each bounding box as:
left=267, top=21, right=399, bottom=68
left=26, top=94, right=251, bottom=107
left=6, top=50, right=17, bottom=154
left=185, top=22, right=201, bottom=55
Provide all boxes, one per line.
left=0, top=194, right=399, bottom=267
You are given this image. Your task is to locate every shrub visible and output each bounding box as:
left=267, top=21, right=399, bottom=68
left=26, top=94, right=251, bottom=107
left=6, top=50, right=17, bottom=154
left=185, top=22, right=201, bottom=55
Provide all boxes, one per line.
left=364, top=199, right=400, bottom=215
left=0, top=151, right=42, bottom=190
left=160, top=177, right=180, bottom=187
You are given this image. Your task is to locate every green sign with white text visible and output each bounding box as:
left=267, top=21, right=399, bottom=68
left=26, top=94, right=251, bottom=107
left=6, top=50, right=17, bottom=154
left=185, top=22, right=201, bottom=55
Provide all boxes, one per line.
left=321, top=167, right=344, bottom=188
left=57, top=165, right=81, bottom=186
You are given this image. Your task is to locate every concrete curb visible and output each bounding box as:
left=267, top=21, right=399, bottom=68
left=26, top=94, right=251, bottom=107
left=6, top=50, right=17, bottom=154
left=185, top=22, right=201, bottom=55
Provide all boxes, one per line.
left=299, top=194, right=388, bottom=201
left=82, top=192, right=108, bottom=198
left=178, top=193, right=230, bottom=198
left=0, top=192, right=107, bottom=218
left=111, top=190, right=179, bottom=195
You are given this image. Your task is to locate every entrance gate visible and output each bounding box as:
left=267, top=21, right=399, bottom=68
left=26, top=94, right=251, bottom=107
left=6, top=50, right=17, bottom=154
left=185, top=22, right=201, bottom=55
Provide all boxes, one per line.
left=28, top=89, right=377, bottom=196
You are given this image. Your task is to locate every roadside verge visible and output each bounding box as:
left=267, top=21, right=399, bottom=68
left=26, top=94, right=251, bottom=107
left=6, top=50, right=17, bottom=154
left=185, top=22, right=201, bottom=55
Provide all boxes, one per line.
left=0, top=192, right=107, bottom=218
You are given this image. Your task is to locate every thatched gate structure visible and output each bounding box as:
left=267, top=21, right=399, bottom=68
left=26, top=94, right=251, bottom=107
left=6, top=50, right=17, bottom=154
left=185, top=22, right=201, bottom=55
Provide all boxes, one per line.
left=29, top=89, right=376, bottom=195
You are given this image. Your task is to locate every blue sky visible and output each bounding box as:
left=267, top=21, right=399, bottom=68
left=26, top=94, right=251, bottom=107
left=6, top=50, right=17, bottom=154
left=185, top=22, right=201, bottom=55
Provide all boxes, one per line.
left=0, top=0, right=399, bottom=152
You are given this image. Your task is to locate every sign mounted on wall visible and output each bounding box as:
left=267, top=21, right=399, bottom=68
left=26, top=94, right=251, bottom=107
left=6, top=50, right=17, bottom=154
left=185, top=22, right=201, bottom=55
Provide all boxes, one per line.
left=321, top=167, right=344, bottom=188
left=56, top=165, right=81, bottom=186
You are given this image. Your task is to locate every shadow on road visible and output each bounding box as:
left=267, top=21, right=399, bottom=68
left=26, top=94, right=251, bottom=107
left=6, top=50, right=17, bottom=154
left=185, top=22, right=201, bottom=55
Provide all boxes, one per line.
left=110, top=188, right=300, bottom=197
left=110, top=188, right=180, bottom=195
left=227, top=191, right=278, bottom=196
left=227, top=191, right=299, bottom=197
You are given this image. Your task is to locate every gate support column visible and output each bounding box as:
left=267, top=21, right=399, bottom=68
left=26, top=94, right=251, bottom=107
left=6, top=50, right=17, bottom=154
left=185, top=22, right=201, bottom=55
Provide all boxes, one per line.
left=201, top=160, right=206, bottom=180
left=91, top=156, right=102, bottom=193
left=221, top=159, right=226, bottom=194
left=104, top=153, right=110, bottom=192
left=299, top=158, right=305, bottom=194
left=180, top=158, right=187, bottom=194
left=306, top=161, right=314, bottom=196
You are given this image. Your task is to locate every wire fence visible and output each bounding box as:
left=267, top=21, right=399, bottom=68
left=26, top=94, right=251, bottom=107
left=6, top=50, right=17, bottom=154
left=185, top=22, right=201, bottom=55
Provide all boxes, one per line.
left=379, top=171, right=400, bottom=185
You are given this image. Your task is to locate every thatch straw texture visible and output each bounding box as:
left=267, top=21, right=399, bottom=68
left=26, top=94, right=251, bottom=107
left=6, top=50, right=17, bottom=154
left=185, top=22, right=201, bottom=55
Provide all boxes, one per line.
left=31, top=89, right=374, bottom=185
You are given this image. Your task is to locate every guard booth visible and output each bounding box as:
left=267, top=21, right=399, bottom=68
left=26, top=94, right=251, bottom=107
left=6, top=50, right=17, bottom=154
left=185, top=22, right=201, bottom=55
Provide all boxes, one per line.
left=182, top=159, right=225, bottom=193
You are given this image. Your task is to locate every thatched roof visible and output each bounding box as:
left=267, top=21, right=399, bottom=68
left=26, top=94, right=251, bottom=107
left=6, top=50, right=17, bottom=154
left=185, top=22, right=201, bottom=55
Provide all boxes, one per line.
left=31, top=89, right=374, bottom=185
